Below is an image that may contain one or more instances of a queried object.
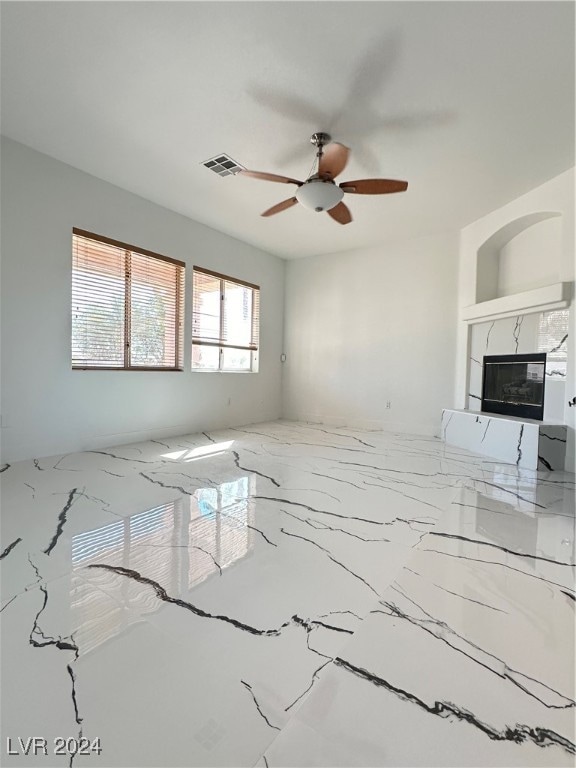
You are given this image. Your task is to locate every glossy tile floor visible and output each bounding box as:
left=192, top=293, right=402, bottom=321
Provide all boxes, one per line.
left=1, top=421, right=574, bottom=767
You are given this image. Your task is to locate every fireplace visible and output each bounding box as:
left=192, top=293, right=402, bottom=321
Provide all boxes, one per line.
left=481, top=353, right=546, bottom=420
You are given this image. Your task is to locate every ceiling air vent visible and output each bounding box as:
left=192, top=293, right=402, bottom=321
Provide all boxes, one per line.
left=202, top=154, right=244, bottom=177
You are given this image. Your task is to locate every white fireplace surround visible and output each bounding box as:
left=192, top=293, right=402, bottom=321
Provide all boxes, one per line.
left=442, top=408, right=567, bottom=470
left=455, top=169, right=574, bottom=472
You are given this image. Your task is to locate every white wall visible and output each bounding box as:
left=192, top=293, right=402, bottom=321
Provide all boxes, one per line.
left=497, top=217, right=562, bottom=297
left=455, top=167, right=575, bottom=470
left=0, top=138, right=285, bottom=462
left=282, top=232, right=459, bottom=436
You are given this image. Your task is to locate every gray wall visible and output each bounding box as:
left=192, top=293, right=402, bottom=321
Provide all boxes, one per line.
left=1, top=138, right=285, bottom=461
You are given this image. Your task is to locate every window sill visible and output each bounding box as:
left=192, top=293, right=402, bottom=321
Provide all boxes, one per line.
left=190, top=368, right=258, bottom=373
left=72, top=367, right=184, bottom=372
left=191, top=368, right=258, bottom=374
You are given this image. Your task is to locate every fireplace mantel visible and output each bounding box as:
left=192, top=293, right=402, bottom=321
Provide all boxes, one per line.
left=461, top=282, right=571, bottom=325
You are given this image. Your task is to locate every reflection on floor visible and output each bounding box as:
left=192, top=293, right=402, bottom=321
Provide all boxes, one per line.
left=1, top=421, right=574, bottom=767
left=70, top=480, right=253, bottom=655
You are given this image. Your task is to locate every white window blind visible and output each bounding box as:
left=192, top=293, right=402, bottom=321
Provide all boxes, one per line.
left=192, top=267, right=260, bottom=371
left=72, top=229, right=184, bottom=370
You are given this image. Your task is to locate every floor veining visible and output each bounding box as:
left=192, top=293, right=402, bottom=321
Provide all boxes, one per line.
left=1, top=421, right=574, bottom=767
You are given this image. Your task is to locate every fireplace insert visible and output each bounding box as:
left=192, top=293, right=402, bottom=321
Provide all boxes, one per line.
left=481, top=353, right=546, bottom=420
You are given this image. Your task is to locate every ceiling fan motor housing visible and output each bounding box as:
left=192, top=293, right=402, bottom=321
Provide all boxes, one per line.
left=296, top=178, right=344, bottom=212
left=310, top=132, right=331, bottom=148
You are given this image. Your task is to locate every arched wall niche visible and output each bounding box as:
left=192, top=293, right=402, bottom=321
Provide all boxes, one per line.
left=476, top=211, right=562, bottom=303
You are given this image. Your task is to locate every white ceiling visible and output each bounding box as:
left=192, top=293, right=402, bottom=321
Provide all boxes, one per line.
left=1, top=1, right=574, bottom=260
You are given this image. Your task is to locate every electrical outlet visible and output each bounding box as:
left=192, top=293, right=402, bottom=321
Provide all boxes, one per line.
left=386, top=401, right=391, bottom=409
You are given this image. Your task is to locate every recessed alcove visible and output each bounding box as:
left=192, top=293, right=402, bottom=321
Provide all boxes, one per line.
left=476, top=212, right=562, bottom=303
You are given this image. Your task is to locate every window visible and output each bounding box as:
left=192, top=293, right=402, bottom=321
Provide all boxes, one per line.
left=537, top=309, right=569, bottom=378
left=72, top=229, right=184, bottom=370
left=192, top=267, right=259, bottom=371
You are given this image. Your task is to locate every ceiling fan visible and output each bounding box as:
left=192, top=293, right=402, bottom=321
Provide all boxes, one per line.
left=239, top=132, right=408, bottom=225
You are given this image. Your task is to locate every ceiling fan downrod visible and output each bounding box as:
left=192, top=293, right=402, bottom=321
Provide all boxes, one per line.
left=310, top=132, right=331, bottom=167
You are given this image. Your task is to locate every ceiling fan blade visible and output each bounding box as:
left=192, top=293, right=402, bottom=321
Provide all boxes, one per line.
left=318, top=142, right=350, bottom=179
left=239, top=170, right=303, bottom=186
left=339, top=179, right=408, bottom=194
left=261, top=197, right=299, bottom=217
left=327, top=201, right=352, bottom=225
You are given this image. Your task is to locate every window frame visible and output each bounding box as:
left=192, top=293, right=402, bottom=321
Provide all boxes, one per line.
left=191, top=266, right=260, bottom=373
left=72, top=228, right=185, bottom=371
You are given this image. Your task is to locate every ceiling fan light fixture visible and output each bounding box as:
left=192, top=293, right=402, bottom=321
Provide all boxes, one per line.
left=295, top=179, right=344, bottom=212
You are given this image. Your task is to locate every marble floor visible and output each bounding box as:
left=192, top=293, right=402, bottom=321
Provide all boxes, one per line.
left=0, top=421, right=574, bottom=767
